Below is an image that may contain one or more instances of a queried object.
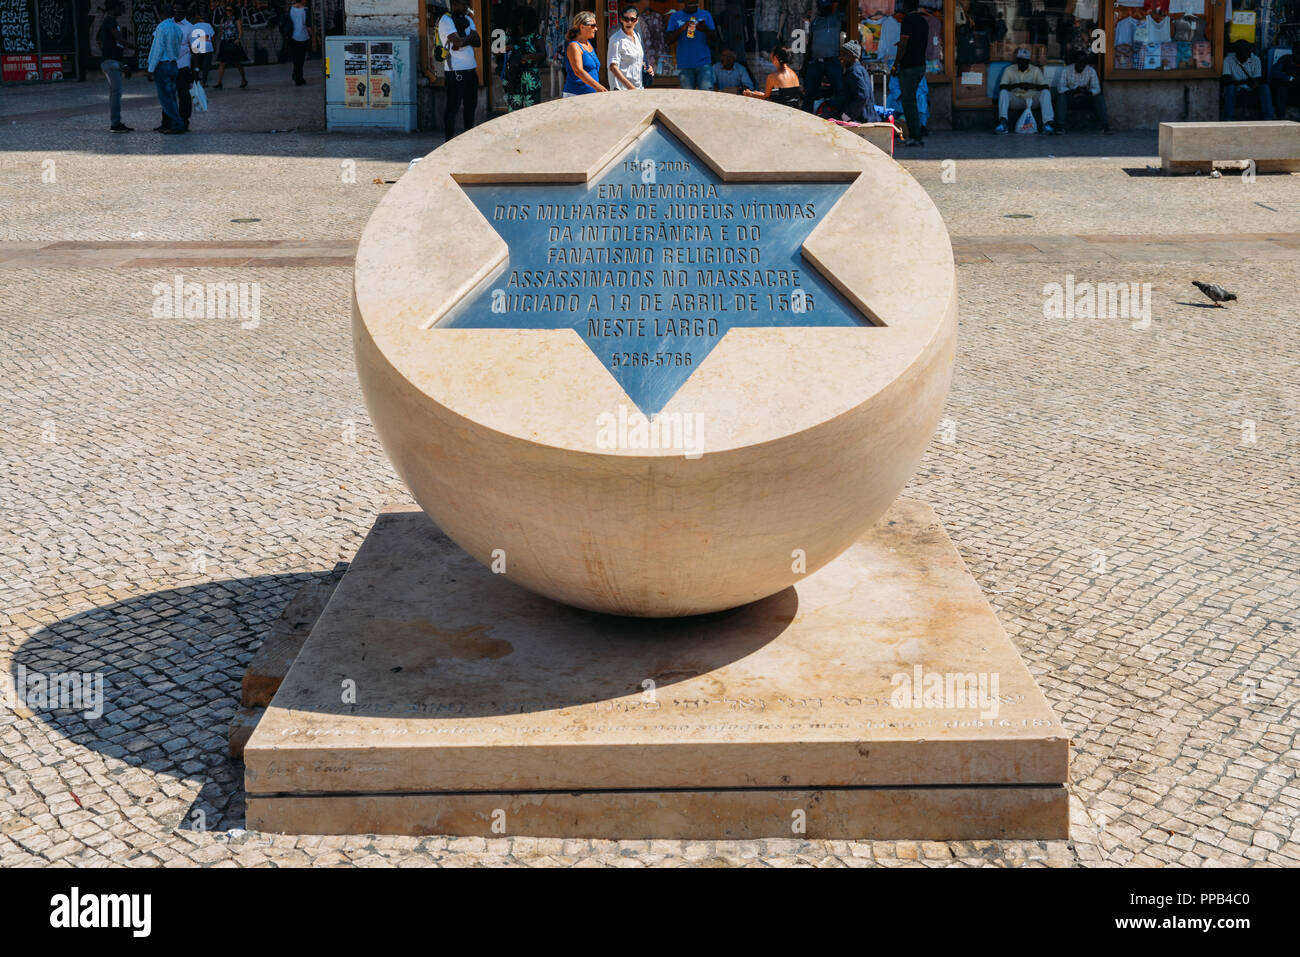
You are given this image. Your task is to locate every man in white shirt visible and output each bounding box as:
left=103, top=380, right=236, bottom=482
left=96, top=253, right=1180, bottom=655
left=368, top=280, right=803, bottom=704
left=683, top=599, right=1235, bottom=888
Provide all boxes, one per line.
left=172, top=6, right=196, bottom=129
left=1053, top=49, right=1110, bottom=132
left=608, top=5, right=646, bottom=90
left=189, top=14, right=214, bottom=85
left=438, top=0, right=481, bottom=140
left=1222, top=39, right=1275, bottom=119
left=287, top=0, right=312, bottom=86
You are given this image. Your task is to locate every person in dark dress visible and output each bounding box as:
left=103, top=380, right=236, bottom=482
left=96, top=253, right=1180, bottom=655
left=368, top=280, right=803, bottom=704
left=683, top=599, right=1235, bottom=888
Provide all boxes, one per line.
left=504, top=4, right=545, bottom=111
left=743, top=44, right=801, bottom=108
left=213, top=3, right=249, bottom=89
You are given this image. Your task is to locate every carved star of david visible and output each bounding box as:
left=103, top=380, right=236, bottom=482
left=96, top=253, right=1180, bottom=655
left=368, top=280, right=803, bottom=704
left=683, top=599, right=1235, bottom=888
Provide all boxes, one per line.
left=434, top=123, right=873, bottom=416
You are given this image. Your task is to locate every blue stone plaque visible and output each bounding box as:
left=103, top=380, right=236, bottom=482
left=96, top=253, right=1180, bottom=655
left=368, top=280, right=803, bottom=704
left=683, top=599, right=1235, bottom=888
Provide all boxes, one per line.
left=437, top=124, right=873, bottom=416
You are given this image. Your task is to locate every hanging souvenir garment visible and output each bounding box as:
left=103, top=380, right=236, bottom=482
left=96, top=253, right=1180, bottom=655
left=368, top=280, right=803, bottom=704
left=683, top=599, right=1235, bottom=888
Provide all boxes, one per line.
left=756, top=0, right=782, bottom=53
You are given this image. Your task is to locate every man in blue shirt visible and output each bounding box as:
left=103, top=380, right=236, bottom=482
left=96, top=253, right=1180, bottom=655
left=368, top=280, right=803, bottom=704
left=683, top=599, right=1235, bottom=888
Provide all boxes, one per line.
left=147, top=2, right=189, bottom=133
left=666, top=0, right=717, bottom=90
left=712, top=48, right=754, bottom=93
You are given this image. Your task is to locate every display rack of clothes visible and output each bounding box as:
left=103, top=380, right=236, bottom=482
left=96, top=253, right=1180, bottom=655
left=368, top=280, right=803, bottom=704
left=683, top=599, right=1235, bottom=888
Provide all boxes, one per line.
left=719, top=0, right=747, bottom=50
left=639, top=6, right=671, bottom=76
left=778, top=0, right=813, bottom=69
left=1057, top=13, right=1096, bottom=59
left=756, top=0, right=782, bottom=52
left=877, top=10, right=901, bottom=61
left=924, top=8, right=943, bottom=70
left=1143, top=11, right=1173, bottom=43
left=1172, top=14, right=1205, bottom=42
left=543, top=0, right=572, bottom=63
left=860, top=11, right=887, bottom=57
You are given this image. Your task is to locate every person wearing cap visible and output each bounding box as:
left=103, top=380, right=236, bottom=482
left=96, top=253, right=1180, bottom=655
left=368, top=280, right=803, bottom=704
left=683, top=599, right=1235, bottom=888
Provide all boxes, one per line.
left=994, top=47, right=1058, bottom=134
left=803, top=0, right=844, bottom=113
left=833, top=41, right=879, bottom=123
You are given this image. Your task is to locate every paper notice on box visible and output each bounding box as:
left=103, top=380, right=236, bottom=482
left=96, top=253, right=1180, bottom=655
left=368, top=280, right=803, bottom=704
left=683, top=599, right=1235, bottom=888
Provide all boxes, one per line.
left=343, top=41, right=367, bottom=73
left=960, top=71, right=982, bottom=85
left=344, top=40, right=368, bottom=107
left=368, top=41, right=394, bottom=109
left=345, top=76, right=367, bottom=107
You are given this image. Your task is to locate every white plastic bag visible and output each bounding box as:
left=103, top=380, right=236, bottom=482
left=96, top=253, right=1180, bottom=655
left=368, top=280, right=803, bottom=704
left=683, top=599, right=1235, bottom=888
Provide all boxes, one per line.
left=1015, top=105, right=1037, bottom=134
left=191, top=81, right=208, bottom=113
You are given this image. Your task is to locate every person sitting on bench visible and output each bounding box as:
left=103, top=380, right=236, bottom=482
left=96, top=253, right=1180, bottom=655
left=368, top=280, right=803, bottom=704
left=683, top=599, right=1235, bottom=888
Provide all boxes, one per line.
left=1269, top=45, right=1298, bottom=119
left=1053, top=49, right=1111, bottom=133
left=1222, top=39, right=1275, bottom=120
left=833, top=42, right=881, bottom=124
left=994, top=48, right=1058, bottom=134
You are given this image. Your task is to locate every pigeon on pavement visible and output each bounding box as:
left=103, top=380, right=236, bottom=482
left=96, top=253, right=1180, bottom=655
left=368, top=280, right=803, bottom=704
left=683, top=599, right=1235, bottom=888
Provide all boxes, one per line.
left=1192, top=281, right=1237, bottom=306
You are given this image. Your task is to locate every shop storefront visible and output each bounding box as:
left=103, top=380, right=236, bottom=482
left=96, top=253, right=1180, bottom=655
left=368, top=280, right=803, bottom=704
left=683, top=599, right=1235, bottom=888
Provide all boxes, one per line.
left=2, top=1, right=339, bottom=83
left=949, top=0, right=1230, bottom=128
left=1, top=0, right=81, bottom=82
left=420, top=0, right=767, bottom=110
left=412, top=0, right=1288, bottom=127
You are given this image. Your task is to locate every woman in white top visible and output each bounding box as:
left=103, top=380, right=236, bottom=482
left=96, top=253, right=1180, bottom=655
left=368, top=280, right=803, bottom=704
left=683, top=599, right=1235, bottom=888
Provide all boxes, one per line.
left=608, top=5, right=651, bottom=90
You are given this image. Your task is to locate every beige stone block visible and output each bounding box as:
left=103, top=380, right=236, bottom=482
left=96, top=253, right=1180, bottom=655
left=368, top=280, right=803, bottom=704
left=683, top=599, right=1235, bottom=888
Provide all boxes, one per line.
left=241, top=578, right=342, bottom=708
left=1159, top=121, right=1300, bottom=174
left=841, top=121, right=896, bottom=156
left=244, top=499, right=1068, bottom=838
left=248, top=786, right=1068, bottom=840
left=228, top=706, right=265, bottom=761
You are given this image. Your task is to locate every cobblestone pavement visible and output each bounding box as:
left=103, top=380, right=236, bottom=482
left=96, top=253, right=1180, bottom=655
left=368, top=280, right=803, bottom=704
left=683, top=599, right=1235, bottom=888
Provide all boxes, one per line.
left=1, top=75, right=1297, bottom=867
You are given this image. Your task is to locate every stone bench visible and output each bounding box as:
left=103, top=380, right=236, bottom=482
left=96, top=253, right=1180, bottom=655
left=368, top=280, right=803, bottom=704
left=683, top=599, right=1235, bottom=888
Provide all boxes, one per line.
left=1159, top=120, right=1300, bottom=174
left=839, top=121, right=896, bottom=156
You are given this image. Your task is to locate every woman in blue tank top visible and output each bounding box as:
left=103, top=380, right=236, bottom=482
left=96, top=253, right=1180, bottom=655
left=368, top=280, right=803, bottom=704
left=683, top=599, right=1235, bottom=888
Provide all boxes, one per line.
left=563, top=11, right=606, bottom=95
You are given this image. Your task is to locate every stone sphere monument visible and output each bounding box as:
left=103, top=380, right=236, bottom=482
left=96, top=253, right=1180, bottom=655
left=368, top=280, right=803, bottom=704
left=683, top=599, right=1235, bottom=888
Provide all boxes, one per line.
left=353, top=91, right=956, bottom=616
left=247, top=94, right=1069, bottom=841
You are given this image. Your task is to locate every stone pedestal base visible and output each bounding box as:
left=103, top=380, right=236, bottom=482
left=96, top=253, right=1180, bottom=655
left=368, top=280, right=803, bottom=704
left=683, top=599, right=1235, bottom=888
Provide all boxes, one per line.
left=244, top=499, right=1070, bottom=839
